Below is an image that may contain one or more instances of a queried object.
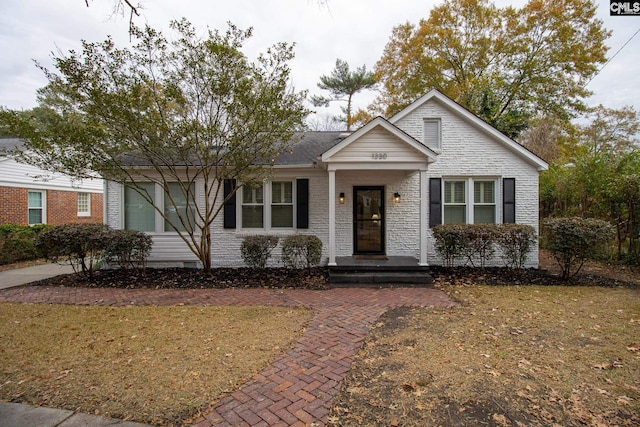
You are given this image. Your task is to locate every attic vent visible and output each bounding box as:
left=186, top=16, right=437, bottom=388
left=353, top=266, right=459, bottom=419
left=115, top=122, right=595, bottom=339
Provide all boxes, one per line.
left=423, top=118, right=441, bottom=150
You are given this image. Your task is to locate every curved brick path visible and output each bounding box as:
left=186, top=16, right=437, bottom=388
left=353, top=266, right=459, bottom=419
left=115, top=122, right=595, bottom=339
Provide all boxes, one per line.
left=0, top=286, right=456, bottom=426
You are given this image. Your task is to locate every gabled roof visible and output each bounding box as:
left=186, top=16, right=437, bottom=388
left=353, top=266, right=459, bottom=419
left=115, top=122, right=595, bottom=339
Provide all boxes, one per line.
left=321, top=116, right=438, bottom=163
left=389, top=89, right=549, bottom=171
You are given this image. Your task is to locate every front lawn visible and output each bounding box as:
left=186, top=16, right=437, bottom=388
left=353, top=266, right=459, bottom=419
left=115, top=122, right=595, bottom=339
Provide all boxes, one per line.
left=329, top=285, right=640, bottom=426
left=0, top=304, right=311, bottom=426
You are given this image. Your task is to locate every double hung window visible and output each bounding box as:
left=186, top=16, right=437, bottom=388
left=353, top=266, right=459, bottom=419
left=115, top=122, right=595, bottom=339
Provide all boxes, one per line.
left=27, top=191, right=44, bottom=225
left=443, top=179, right=497, bottom=224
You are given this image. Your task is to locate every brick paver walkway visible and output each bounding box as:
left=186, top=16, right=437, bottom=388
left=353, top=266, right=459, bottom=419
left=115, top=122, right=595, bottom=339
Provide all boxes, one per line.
left=0, top=286, right=457, bottom=426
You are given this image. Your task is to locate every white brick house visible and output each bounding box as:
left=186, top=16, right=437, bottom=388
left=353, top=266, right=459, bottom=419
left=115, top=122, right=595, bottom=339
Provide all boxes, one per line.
left=105, top=90, right=548, bottom=268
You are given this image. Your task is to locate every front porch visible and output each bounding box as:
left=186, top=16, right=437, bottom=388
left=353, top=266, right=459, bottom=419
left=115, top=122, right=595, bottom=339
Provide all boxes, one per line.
left=329, top=256, right=432, bottom=287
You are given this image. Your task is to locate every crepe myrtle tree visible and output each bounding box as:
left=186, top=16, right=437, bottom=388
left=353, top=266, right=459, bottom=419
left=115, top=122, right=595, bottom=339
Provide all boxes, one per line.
left=0, top=19, right=309, bottom=272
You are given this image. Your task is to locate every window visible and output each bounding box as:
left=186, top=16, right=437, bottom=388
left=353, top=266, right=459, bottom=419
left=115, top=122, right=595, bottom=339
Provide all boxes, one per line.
left=124, top=183, right=155, bottom=232
left=474, top=181, right=496, bottom=223
left=423, top=118, right=441, bottom=150
left=443, top=181, right=466, bottom=224
left=77, top=192, right=90, bottom=216
left=28, top=191, right=44, bottom=225
left=271, top=181, right=293, bottom=228
left=164, top=182, right=195, bottom=232
left=443, top=179, right=497, bottom=224
left=242, top=183, right=264, bottom=228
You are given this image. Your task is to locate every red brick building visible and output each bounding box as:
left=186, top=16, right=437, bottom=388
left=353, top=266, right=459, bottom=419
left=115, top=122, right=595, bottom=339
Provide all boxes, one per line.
left=1, top=139, right=103, bottom=226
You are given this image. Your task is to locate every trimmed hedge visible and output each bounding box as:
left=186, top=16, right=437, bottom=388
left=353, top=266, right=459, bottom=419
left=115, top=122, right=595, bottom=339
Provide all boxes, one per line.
left=240, top=235, right=279, bottom=268
left=281, top=234, right=323, bottom=272
left=0, top=224, right=49, bottom=265
left=432, top=224, right=537, bottom=269
left=103, top=229, right=153, bottom=272
left=36, top=224, right=153, bottom=276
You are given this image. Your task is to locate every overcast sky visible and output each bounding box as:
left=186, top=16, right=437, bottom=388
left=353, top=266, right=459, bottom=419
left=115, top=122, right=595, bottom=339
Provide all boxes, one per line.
left=0, top=0, right=638, bottom=121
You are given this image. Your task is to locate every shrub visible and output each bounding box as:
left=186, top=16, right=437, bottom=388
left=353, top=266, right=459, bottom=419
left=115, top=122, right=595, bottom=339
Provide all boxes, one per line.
left=543, top=217, right=614, bottom=280
left=36, top=223, right=110, bottom=277
left=281, top=234, right=323, bottom=272
left=432, top=224, right=467, bottom=267
left=496, top=224, right=537, bottom=269
left=462, top=224, right=498, bottom=268
left=240, top=235, right=279, bottom=268
left=0, top=224, right=48, bottom=265
left=104, top=229, right=153, bottom=272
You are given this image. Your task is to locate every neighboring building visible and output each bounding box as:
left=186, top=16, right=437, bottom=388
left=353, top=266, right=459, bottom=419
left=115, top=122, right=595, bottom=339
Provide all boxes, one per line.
left=0, top=138, right=103, bottom=226
left=104, top=90, right=548, bottom=268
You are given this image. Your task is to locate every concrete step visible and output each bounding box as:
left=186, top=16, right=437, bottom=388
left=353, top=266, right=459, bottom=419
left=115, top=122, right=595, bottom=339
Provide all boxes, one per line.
left=329, top=270, right=432, bottom=286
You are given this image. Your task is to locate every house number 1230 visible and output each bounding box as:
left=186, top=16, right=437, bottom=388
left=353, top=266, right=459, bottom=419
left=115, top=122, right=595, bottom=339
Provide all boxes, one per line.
left=371, top=152, right=388, bottom=160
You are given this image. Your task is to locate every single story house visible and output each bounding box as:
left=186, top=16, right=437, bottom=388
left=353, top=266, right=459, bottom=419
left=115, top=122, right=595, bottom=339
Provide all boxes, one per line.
left=104, top=89, right=548, bottom=268
left=0, top=138, right=103, bottom=226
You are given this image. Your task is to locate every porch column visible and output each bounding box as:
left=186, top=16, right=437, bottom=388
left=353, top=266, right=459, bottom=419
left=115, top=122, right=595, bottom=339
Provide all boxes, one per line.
left=328, top=168, right=336, bottom=266
left=419, top=169, right=428, bottom=266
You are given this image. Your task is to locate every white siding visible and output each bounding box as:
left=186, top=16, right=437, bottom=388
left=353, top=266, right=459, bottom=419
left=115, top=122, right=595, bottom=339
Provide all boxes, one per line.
left=0, top=157, right=103, bottom=192
left=330, top=127, right=426, bottom=163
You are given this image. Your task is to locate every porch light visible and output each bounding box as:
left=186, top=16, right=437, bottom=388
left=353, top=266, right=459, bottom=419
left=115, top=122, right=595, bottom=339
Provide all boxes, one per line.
left=339, top=192, right=345, bottom=204
left=393, top=192, right=401, bottom=203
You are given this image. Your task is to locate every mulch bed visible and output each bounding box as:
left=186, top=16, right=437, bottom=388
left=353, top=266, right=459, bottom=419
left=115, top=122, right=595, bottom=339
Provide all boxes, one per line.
left=29, top=264, right=638, bottom=290
left=30, top=267, right=331, bottom=290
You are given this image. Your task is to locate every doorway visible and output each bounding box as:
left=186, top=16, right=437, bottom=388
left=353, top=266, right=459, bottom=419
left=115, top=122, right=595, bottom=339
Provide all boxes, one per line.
left=353, top=186, right=385, bottom=254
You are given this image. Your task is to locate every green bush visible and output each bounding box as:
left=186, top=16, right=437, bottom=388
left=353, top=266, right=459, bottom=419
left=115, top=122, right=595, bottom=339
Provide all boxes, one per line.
left=432, top=224, right=471, bottom=267
left=496, top=224, right=537, bottom=269
left=281, top=234, right=323, bottom=272
left=240, top=235, right=279, bottom=268
left=36, top=223, right=110, bottom=277
left=543, top=217, right=614, bottom=280
left=0, top=224, right=48, bottom=265
left=433, top=224, right=538, bottom=269
left=461, top=224, right=498, bottom=268
left=104, top=229, right=153, bottom=272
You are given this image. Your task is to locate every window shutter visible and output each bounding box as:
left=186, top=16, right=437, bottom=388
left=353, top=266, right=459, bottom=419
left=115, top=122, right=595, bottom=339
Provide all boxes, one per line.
left=503, top=178, right=516, bottom=224
left=223, top=179, right=236, bottom=229
left=429, top=178, right=442, bottom=228
left=296, top=178, right=309, bottom=229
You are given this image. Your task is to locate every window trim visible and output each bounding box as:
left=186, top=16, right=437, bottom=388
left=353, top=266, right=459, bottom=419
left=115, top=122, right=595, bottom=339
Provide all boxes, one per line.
left=27, top=190, right=45, bottom=225
left=473, top=180, right=497, bottom=224
left=442, top=178, right=499, bottom=224
left=241, top=183, right=265, bottom=229
left=77, top=192, right=91, bottom=217
left=270, top=181, right=294, bottom=229
left=423, top=118, right=441, bottom=150
left=122, top=182, right=198, bottom=234
left=237, top=179, right=298, bottom=231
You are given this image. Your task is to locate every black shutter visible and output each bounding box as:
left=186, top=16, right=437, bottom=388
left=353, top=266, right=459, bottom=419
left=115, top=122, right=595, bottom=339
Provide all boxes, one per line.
left=429, top=178, right=442, bottom=228
left=503, top=178, right=516, bottom=224
left=296, top=178, right=309, bottom=229
left=223, top=179, right=236, bottom=229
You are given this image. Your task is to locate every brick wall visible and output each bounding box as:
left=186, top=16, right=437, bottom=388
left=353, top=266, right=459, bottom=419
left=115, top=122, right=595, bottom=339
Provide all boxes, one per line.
left=0, top=186, right=103, bottom=225
left=0, top=186, right=27, bottom=225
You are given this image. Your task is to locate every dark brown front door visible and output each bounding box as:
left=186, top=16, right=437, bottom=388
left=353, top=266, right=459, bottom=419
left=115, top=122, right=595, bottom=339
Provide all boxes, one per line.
left=353, top=186, right=385, bottom=254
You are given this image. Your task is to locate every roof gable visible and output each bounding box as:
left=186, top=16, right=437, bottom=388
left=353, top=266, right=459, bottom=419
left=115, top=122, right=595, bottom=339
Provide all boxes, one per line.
left=389, top=89, right=548, bottom=171
left=321, top=117, right=437, bottom=164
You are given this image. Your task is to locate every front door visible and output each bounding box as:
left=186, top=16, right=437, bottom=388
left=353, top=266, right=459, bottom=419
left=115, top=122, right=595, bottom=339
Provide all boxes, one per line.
left=353, top=186, right=385, bottom=254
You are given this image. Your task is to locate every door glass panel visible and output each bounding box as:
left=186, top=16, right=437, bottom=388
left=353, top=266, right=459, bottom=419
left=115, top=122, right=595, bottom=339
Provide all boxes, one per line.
left=354, top=188, right=384, bottom=253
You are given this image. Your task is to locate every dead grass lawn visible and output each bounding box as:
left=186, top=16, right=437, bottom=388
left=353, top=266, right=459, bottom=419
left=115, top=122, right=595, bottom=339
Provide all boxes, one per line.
left=330, top=285, right=640, bottom=426
left=0, top=303, right=311, bottom=426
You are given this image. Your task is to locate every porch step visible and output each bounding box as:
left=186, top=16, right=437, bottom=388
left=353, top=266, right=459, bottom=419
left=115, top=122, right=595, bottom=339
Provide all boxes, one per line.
left=329, top=256, right=432, bottom=287
left=329, top=271, right=432, bottom=286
